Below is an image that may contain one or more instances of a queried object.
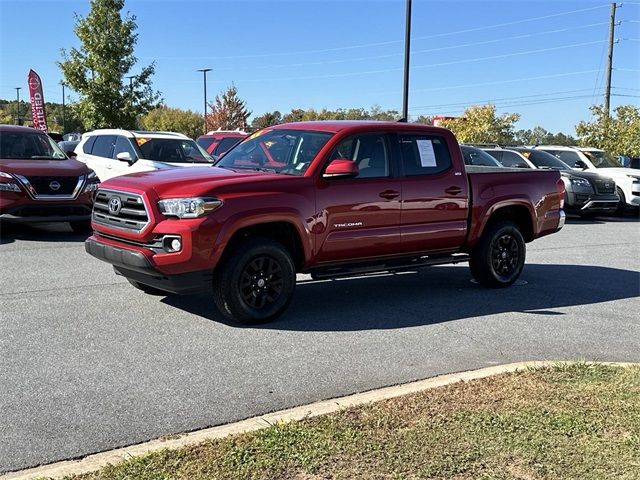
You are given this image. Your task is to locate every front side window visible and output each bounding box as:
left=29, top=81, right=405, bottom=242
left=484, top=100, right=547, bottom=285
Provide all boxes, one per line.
left=328, top=135, right=390, bottom=178
left=0, top=131, right=67, bottom=160
left=136, top=138, right=213, bottom=164
left=581, top=150, right=621, bottom=168
left=217, top=129, right=333, bottom=175
left=400, top=135, right=452, bottom=176
left=113, top=136, right=138, bottom=160
left=544, top=150, right=582, bottom=167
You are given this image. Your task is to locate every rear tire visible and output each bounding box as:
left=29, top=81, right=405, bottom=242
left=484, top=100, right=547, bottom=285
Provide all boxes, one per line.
left=213, top=237, right=295, bottom=325
left=470, top=220, right=526, bottom=288
left=70, top=221, right=92, bottom=234
left=127, top=278, right=167, bottom=296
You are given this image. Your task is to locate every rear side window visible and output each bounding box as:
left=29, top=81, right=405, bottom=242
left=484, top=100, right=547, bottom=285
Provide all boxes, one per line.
left=91, top=135, right=116, bottom=158
left=82, top=136, right=97, bottom=154
left=500, top=151, right=531, bottom=168
left=400, top=135, right=451, bottom=176
left=215, top=137, right=243, bottom=156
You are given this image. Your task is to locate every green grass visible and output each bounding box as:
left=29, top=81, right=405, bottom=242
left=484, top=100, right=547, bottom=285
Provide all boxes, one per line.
left=67, top=363, right=640, bottom=480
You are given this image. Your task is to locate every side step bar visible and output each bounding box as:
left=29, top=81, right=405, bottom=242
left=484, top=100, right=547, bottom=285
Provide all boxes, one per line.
left=308, top=253, right=470, bottom=280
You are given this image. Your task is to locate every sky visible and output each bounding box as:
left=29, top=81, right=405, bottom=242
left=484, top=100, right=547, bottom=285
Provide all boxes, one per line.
left=0, top=0, right=639, bottom=133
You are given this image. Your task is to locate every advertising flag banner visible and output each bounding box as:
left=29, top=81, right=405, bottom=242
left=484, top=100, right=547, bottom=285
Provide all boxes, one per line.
left=27, top=69, right=48, bottom=132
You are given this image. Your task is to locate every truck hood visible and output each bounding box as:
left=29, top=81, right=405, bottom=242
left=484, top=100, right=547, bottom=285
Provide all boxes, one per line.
left=0, top=158, right=89, bottom=176
left=100, top=166, right=287, bottom=197
left=561, top=169, right=615, bottom=182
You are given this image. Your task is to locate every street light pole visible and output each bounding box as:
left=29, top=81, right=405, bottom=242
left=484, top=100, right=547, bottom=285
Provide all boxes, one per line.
left=197, top=68, right=212, bottom=133
left=61, top=82, right=66, bottom=134
left=401, top=0, right=412, bottom=122
left=15, top=87, right=21, bottom=125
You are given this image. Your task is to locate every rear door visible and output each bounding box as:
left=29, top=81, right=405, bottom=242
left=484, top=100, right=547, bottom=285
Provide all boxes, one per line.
left=314, top=133, right=402, bottom=263
left=398, top=133, right=469, bottom=253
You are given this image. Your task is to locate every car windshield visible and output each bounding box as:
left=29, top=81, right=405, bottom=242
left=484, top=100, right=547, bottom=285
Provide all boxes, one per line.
left=216, top=129, right=333, bottom=175
left=136, top=138, right=213, bottom=163
left=461, top=146, right=501, bottom=166
left=581, top=150, right=622, bottom=168
left=521, top=150, right=572, bottom=171
left=0, top=131, right=67, bottom=160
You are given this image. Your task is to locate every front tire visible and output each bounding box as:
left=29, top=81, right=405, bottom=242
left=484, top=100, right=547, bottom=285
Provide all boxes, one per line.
left=213, top=237, right=296, bottom=325
left=615, top=187, right=627, bottom=216
left=470, top=220, right=526, bottom=288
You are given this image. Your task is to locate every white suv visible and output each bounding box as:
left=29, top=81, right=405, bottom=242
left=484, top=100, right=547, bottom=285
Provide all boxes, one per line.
left=534, top=145, right=640, bottom=213
left=75, top=129, right=214, bottom=181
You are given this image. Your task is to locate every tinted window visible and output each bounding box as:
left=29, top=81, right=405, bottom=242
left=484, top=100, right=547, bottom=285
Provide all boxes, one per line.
left=137, top=138, right=213, bottom=163
left=91, top=135, right=116, bottom=158
left=461, top=146, right=501, bottom=166
left=525, top=150, right=571, bottom=170
left=214, top=137, right=243, bottom=156
left=499, top=151, right=531, bottom=168
left=196, top=137, right=215, bottom=152
left=82, top=136, right=97, bottom=154
left=329, top=135, right=390, bottom=178
left=113, top=136, right=137, bottom=160
left=543, top=150, right=582, bottom=167
left=400, top=135, right=451, bottom=176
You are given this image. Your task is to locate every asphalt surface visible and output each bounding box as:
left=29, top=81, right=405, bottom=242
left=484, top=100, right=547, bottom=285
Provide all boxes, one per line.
left=1, top=215, right=639, bottom=473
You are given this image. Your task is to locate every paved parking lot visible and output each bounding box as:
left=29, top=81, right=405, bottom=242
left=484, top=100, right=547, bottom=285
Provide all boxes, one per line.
left=1, top=215, right=639, bottom=473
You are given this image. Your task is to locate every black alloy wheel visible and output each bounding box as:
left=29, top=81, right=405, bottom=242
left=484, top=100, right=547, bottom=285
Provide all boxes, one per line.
left=239, top=255, right=285, bottom=309
left=491, top=233, right=521, bottom=281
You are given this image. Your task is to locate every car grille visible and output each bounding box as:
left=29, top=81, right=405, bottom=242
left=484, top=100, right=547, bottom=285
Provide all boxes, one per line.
left=26, top=176, right=79, bottom=195
left=593, top=178, right=615, bottom=194
left=92, top=189, right=149, bottom=232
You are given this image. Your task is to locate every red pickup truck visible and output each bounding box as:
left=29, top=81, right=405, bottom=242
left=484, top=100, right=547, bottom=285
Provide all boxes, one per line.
left=85, top=121, right=565, bottom=324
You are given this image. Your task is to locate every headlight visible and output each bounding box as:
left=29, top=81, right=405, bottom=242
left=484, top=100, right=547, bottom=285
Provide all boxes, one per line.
left=0, top=182, right=21, bottom=192
left=570, top=177, right=592, bottom=188
left=0, top=171, right=13, bottom=179
left=158, top=197, right=222, bottom=218
left=87, top=169, right=97, bottom=181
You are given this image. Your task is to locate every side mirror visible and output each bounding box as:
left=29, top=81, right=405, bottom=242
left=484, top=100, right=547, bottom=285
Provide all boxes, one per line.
left=116, top=151, right=135, bottom=165
left=323, top=159, right=359, bottom=179
left=574, top=160, right=588, bottom=170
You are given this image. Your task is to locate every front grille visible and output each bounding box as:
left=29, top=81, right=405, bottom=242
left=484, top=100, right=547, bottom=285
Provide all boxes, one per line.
left=93, top=189, right=149, bottom=232
left=593, top=178, right=615, bottom=194
left=26, top=176, right=79, bottom=195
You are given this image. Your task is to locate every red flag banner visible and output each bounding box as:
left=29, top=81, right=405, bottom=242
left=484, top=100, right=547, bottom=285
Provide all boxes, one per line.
left=27, top=69, right=48, bottom=133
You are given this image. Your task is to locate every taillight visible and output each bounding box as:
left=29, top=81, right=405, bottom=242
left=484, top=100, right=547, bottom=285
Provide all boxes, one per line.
left=556, top=177, right=565, bottom=209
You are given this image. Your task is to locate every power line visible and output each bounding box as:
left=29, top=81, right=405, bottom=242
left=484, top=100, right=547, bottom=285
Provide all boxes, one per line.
left=142, top=4, right=611, bottom=61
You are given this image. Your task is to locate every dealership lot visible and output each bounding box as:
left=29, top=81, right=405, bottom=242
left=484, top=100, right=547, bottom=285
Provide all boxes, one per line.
left=1, top=216, right=639, bottom=473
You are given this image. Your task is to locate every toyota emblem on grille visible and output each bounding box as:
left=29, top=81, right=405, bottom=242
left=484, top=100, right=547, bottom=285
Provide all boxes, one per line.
left=49, top=180, right=61, bottom=191
left=108, top=196, right=122, bottom=214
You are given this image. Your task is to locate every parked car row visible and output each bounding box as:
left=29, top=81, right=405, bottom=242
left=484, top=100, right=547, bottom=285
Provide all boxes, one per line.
left=460, top=144, right=640, bottom=217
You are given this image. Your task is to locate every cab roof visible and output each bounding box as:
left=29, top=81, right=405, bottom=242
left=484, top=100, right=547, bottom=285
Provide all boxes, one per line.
left=268, top=120, right=451, bottom=134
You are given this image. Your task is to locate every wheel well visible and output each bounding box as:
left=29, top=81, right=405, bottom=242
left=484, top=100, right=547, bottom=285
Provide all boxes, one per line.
left=224, top=222, right=304, bottom=270
left=485, top=205, right=534, bottom=242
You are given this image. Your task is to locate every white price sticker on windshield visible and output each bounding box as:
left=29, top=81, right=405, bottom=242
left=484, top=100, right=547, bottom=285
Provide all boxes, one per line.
left=416, top=139, right=437, bottom=167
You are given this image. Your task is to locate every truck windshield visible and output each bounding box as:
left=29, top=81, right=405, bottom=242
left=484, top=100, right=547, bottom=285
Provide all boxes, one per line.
left=0, top=131, right=67, bottom=160
left=136, top=138, right=213, bottom=163
left=217, top=129, right=333, bottom=175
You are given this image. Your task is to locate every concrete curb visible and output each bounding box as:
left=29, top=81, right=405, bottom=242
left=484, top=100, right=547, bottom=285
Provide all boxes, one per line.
left=3, top=360, right=637, bottom=480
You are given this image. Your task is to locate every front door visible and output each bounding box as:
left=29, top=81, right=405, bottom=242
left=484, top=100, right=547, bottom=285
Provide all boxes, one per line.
left=314, top=133, right=401, bottom=263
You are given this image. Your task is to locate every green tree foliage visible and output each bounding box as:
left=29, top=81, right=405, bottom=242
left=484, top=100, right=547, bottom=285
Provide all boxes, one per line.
left=58, top=0, right=161, bottom=130
left=514, top=126, right=577, bottom=146
left=441, top=105, right=520, bottom=144
left=251, top=111, right=282, bottom=130
left=0, top=99, right=84, bottom=132
left=279, top=106, right=400, bottom=123
left=413, top=115, right=433, bottom=125
left=206, top=85, right=251, bottom=131
left=140, top=106, right=203, bottom=139
left=576, top=105, right=640, bottom=156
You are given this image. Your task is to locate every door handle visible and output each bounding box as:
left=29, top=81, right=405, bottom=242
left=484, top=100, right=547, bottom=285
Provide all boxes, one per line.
left=379, top=190, right=400, bottom=200
left=445, top=186, right=462, bottom=195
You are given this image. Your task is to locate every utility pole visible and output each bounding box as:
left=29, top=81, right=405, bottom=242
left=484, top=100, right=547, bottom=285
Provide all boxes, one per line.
left=197, top=68, right=212, bottom=133
left=15, top=87, right=21, bottom=125
left=61, top=82, right=66, bottom=134
left=401, top=0, right=412, bottom=122
left=604, top=2, right=618, bottom=117
left=126, top=75, right=136, bottom=103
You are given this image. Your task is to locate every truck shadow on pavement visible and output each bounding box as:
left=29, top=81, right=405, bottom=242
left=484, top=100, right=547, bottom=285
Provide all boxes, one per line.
left=163, top=263, right=639, bottom=331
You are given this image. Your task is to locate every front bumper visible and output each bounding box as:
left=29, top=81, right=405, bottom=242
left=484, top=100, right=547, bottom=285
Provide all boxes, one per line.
left=85, top=237, right=212, bottom=294
left=0, top=204, right=92, bottom=223
left=565, top=192, right=619, bottom=214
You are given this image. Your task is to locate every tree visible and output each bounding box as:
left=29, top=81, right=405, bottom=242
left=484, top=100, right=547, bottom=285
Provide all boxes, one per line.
left=58, top=0, right=161, bottom=130
left=576, top=105, right=640, bottom=156
left=413, top=115, right=432, bottom=125
left=205, top=85, right=251, bottom=131
left=140, top=106, right=203, bottom=139
left=514, top=126, right=577, bottom=146
left=441, top=105, right=520, bottom=144
left=251, top=111, right=282, bottom=130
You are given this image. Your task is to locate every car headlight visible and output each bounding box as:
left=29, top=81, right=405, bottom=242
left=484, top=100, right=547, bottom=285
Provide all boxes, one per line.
left=0, top=172, right=21, bottom=192
left=570, top=177, right=592, bottom=188
left=87, top=169, right=98, bottom=181
left=158, top=197, right=222, bottom=218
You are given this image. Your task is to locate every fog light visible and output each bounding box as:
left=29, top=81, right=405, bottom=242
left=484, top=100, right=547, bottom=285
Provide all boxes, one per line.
left=162, top=236, right=182, bottom=253
left=171, top=238, right=182, bottom=251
